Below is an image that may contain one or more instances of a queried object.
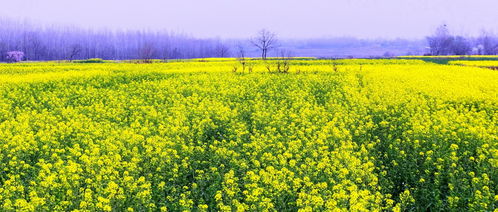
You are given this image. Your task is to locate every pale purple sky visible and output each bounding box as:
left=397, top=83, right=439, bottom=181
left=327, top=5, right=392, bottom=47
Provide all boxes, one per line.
left=1, top=0, right=497, bottom=39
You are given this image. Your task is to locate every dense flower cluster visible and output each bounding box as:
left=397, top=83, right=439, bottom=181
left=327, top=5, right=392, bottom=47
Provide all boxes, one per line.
left=0, top=59, right=497, bottom=211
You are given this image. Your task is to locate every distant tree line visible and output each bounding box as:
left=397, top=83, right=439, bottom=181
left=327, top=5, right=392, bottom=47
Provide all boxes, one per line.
left=427, top=24, right=498, bottom=56
left=2, top=18, right=498, bottom=62
left=0, top=18, right=231, bottom=62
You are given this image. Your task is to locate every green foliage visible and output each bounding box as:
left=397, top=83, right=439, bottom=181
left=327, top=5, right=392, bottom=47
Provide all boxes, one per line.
left=73, top=58, right=107, bottom=63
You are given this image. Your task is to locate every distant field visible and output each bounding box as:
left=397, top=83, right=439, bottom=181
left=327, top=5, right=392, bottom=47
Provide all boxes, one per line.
left=398, top=55, right=498, bottom=58
left=0, top=59, right=497, bottom=211
left=449, top=60, right=498, bottom=68
left=397, top=55, right=498, bottom=65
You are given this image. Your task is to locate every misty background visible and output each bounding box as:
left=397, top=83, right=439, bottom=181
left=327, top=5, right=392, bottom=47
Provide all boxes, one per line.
left=1, top=0, right=497, bottom=61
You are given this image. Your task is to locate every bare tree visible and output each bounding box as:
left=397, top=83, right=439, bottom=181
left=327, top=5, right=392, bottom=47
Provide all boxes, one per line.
left=162, top=45, right=171, bottom=62
left=276, top=49, right=292, bottom=73
left=0, top=42, right=7, bottom=62
left=265, top=49, right=292, bottom=73
left=426, top=24, right=454, bottom=55
left=477, top=31, right=498, bottom=55
left=236, top=43, right=246, bottom=59
left=215, top=41, right=230, bottom=57
left=138, top=43, right=155, bottom=63
left=68, top=44, right=82, bottom=61
left=251, top=29, right=278, bottom=60
left=26, top=32, right=44, bottom=60
left=233, top=43, right=247, bottom=73
left=170, top=47, right=182, bottom=59
left=451, top=36, right=471, bottom=55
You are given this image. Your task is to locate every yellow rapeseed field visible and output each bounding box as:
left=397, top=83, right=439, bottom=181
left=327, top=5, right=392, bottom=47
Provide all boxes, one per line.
left=450, top=60, right=498, bottom=68
left=0, top=59, right=497, bottom=211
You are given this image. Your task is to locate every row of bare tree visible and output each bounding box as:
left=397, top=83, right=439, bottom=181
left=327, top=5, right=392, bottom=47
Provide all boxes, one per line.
left=427, top=25, right=498, bottom=55
left=3, top=18, right=496, bottom=62
left=0, top=19, right=231, bottom=62
left=0, top=18, right=283, bottom=62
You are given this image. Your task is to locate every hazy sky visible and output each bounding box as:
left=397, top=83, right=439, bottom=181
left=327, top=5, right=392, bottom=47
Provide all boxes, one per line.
left=1, top=0, right=497, bottom=39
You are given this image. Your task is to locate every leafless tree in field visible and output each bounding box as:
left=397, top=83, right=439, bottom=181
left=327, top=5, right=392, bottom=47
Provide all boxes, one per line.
left=265, top=49, right=292, bottom=73
left=27, top=32, right=45, bottom=60
left=477, top=30, right=498, bottom=55
left=275, top=49, right=292, bottom=73
left=139, top=43, right=155, bottom=63
left=251, top=29, right=278, bottom=60
left=215, top=42, right=230, bottom=57
left=170, top=48, right=182, bottom=60
left=162, top=46, right=170, bottom=62
left=233, top=43, right=246, bottom=73
left=68, top=44, right=82, bottom=61
left=451, top=36, right=471, bottom=55
left=237, top=43, right=246, bottom=59
left=426, top=24, right=454, bottom=55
